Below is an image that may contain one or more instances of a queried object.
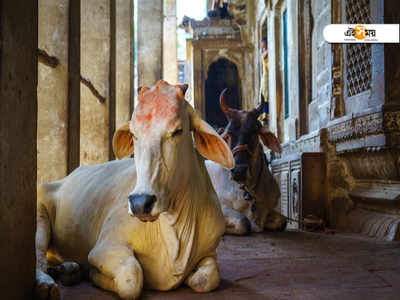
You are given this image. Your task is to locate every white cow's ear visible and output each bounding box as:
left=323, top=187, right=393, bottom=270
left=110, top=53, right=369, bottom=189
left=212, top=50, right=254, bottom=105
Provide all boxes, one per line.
left=258, top=128, right=282, bottom=153
left=113, top=122, right=134, bottom=159
left=190, top=108, right=234, bottom=169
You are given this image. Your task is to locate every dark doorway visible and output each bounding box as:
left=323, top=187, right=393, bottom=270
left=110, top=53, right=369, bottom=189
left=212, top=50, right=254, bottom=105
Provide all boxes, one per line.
left=205, top=58, right=241, bottom=129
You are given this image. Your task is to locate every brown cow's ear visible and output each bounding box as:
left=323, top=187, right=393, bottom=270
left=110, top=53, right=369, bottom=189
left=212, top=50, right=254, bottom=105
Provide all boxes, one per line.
left=258, top=128, right=282, bottom=153
left=113, top=122, right=134, bottom=159
left=189, top=107, right=234, bottom=169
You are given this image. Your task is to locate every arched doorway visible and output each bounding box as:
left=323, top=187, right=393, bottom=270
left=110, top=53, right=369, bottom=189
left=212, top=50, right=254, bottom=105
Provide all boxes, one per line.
left=205, top=58, right=242, bottom=129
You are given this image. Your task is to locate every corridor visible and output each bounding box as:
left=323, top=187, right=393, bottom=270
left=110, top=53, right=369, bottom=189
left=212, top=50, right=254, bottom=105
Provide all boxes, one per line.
left=61, top=231, right=400, bottom=300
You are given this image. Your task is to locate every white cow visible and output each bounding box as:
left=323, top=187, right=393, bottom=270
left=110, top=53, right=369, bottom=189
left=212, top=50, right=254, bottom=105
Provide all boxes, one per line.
left=35, top=81, right=234, bottom=300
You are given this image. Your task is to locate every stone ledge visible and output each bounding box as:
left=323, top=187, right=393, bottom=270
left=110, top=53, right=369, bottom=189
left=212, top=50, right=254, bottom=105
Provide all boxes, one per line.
left=350, top=180, right=400, bottom=204
left=341, top=208, right=400, bottom=241
left=271, top=129, right=324, bottom=160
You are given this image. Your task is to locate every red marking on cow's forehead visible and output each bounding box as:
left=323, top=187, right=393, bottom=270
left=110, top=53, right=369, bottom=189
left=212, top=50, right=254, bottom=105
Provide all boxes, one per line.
left=134, top=82, right=181, bottom=132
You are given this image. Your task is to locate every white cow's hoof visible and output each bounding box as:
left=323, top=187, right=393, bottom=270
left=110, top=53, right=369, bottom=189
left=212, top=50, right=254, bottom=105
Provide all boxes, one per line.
left=114, top=264, right=143, bottom=300
left=48, top=261, right=81, bottom=286
left=35, top=270, right=60, bottom=300
left=186, top=257, right=220, bottom=293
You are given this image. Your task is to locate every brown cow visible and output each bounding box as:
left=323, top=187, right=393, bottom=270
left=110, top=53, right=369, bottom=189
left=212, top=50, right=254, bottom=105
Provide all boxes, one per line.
left=206, top=89, right=287, bottom=235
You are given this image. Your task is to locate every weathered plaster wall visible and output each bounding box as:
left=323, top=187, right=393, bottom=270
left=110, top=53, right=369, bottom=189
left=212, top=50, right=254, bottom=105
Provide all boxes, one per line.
left=137, top=0, right=163, bottom=87
left=163, top=0, right=178, bottom=84
left=309, top=0, right=331, bottom=132
left=37, top=0, right=68, bottom=183
left=116, top=0, right=133, bottom=129
left=0, top=1, right=37, bottom=298
left=81, top=0, right=110, bottom=165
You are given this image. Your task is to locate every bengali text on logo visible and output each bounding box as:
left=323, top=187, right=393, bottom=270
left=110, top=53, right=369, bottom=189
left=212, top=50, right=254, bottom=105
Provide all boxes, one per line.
left=323, top=24, right=399, bottom=43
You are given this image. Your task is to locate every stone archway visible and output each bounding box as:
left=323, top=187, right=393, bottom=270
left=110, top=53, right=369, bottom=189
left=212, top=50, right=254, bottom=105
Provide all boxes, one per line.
left=205, top=58, right=242, bottom=129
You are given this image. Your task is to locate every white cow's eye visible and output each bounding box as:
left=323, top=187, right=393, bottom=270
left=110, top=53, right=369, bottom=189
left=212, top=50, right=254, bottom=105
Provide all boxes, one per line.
left=132, top=132, right=138, bottom=140
left=171, top=128, right=183, bottom=137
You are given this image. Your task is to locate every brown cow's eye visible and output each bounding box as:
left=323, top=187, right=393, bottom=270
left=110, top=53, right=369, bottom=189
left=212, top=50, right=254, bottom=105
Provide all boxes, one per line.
left=172, top=128, right=183, bottom=137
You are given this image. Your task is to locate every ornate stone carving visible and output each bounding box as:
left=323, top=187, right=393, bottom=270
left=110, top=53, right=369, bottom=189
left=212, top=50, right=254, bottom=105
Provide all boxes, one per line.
left=328, top=109, right=400, bottom=144
left=384, top=111, right=400, bottom=133
left=228, top=0, right=247, bottom=26
left=328, top=111, right=385, bottom=142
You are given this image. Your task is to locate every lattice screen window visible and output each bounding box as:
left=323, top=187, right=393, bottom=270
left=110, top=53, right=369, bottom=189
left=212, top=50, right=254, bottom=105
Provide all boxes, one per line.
left=345, top=0, right=372, bottom=97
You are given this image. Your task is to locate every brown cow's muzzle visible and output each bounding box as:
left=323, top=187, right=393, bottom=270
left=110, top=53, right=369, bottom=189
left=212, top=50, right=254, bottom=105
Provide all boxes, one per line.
left=128, top=194, right=158, bottom=222
left=231, top=164, right=248, bottom=182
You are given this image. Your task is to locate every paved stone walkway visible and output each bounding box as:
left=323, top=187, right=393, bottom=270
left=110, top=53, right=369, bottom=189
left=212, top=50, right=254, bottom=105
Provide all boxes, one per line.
left=61, top=231, right=400, bottom=299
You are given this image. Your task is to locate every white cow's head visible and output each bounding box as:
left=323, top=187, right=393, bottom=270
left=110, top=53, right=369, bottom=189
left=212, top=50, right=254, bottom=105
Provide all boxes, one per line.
left=113, top=80, right=234, bottom=222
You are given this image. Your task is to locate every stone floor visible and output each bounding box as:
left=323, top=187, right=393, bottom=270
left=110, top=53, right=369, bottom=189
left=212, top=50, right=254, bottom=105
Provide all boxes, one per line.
left=60, top=231, right=400, bottom=300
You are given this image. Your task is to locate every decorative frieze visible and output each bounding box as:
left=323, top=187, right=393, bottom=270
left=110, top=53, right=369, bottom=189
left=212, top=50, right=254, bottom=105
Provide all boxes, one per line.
left=327, top=110, right=400, bottom=143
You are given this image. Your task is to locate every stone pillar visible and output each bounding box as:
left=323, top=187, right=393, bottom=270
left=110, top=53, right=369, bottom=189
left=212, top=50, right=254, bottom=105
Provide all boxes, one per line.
left=309, top=0, right=332, bottom=132
left=116, top=0, right=133, bottom=129
left=267, top=10, right=280, bottom=139
left=80, top=0, right=110, bottom=165
left=163, top=0, right=178, bottom=84
left=137, top=0, right=163, bottom=87
left=0, top=1, right=37, bottom=298
left=68, top=0, right=81, bottom=173
left=37, top=0, right=69, bottom=183
left=284, top=0, right=300, bottom=142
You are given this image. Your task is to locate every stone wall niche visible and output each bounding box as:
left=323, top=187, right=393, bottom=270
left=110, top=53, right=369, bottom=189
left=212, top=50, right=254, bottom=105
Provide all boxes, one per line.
left=183, top=16, right=253, bottom=120
left=205, top=58, right=242, bottom=129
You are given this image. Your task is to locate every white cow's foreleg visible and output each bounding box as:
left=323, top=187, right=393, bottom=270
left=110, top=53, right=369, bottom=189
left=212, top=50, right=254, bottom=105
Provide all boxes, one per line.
left=223, top=207, right=251, bottom=235
left=88, top=243, right=143, bottom=300
left=35, top=203, right=60, bottom=300
left=185, top=256, right=220, bottom=293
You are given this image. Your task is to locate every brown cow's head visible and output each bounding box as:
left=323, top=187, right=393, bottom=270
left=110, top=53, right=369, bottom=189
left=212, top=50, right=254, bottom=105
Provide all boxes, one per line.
left=112, top=80, right=234, bottom=222
left=219, top=89, right=282, bottom=184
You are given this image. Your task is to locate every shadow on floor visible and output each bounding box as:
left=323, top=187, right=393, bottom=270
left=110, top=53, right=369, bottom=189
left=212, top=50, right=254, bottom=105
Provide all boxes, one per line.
left=61, top=231, right=400, bottom=300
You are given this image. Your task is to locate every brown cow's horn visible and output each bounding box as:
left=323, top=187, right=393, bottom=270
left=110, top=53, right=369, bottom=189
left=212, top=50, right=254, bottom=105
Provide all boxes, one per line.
left=219, top=88, right=231, bottom=114
left=256, top=97, right=265, bottom=115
